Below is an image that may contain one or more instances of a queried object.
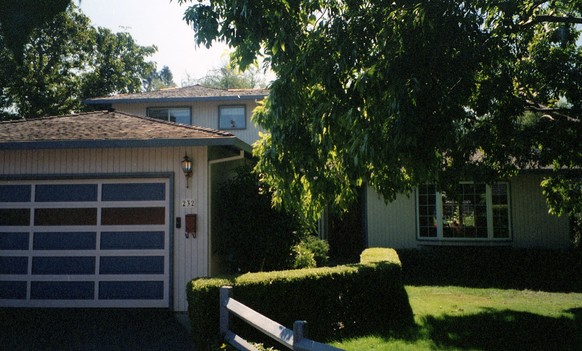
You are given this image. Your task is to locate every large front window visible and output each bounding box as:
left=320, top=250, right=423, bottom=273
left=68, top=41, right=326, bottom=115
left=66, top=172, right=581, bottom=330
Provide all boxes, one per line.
left=417, top=183, right=511, bottom=240
left=147, top=107, right=191, bottom=125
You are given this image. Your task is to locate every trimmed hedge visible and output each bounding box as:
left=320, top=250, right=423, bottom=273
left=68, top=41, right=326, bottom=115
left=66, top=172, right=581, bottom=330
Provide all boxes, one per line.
left=187, top=248, right=413, bottom=349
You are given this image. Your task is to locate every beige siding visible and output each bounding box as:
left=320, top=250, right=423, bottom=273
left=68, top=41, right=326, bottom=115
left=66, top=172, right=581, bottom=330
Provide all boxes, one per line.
left=366, top=187, right=418, bottom=249
left=112, top=100, right=264, bottom=145
left=0, top=146, right=210, bottom=312
left=366, top=174, right=571, bottom=250
left=511, top=173, right=570, bottom=249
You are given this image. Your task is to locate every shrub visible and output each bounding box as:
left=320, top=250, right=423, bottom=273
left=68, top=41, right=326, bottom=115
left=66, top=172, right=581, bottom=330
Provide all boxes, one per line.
left=214, top=165, right=307, bottom=273
left=187, top=248, right=413, bottom=350
left=292, top=235, right=330, bottom=268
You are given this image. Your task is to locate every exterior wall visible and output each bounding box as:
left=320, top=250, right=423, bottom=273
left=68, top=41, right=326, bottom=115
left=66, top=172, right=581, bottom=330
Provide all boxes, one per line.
left=366, top=187, right=418, bottom=249
left=510, top=173, right=570, bottom=249
left=112, top=100, right=264, bottom=145
left=366, top=174, right=571, bottom=250
left=0, top=146, right=210, bottom=312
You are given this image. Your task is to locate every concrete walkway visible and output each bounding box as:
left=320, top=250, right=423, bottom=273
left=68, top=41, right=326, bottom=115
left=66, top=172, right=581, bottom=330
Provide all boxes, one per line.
left=0, top=308, right=195, bottom=350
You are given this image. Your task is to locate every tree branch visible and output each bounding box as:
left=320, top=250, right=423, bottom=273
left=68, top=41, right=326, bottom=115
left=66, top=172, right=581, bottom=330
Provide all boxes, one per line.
left=522, top=15, right=582, bottom=28
left=525, top=101, right=580, bottom=123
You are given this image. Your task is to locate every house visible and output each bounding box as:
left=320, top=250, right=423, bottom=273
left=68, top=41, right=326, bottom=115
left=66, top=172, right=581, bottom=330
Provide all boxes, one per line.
left=0, top=85, right=570, bottom=311
left=0, top=85, right=267, bottom=312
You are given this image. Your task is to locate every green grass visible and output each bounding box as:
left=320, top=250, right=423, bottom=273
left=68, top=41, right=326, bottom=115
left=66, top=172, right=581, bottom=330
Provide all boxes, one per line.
left=331, top=247, right=582, bottom=351
left=332, top=286, right=582, bottom=350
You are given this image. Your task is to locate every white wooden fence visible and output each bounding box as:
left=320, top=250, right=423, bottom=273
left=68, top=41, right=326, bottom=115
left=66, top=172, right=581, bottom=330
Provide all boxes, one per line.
left=219, top=286, right=345, bottom=351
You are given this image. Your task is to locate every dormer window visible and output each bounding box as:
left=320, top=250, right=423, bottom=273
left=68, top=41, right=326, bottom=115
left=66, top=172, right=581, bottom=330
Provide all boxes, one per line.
left=219, top=105, right=246, bottom=130
left=147, top=107, right=191, bottom=125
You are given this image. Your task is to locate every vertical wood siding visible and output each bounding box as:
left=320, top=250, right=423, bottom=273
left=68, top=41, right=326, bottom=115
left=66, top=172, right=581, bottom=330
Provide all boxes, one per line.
left=0, top=147, right=210, bottom=311
left=366, top=187, right=418, bottom=249
left=112, top=100, right=264, bottom=145
left=510, top=173, right=570, bottom=249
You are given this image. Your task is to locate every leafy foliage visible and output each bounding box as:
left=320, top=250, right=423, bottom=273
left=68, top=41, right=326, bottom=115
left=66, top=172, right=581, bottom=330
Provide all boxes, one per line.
left=0, top=4, right=157, bottom=118
left=181, top=0, right=582, bottom=221
left=213, top=164, right=307, bottom=273
left=190, top=61, right=265, bottom=89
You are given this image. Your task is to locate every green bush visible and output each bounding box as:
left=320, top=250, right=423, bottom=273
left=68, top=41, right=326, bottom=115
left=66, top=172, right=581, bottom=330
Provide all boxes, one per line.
left=187, top=248, right=413, bottom=350
left=292, top=235, right=330, bottom=268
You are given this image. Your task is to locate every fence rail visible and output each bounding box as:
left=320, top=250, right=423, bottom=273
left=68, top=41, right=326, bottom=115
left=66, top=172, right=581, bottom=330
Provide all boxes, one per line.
left=219, top=286, right=344, bottom=351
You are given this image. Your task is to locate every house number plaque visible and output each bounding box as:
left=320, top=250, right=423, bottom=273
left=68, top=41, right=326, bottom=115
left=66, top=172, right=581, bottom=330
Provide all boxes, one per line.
left=181, top=199, right=195, bottom=207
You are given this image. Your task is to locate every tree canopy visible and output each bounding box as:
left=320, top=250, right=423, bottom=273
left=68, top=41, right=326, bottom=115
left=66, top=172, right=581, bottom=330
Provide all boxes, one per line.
left=0, top=3, right=157, bottom=118
left=185, top=61, right=265, bottom=89
left=181, top=0, right=582, bottom=220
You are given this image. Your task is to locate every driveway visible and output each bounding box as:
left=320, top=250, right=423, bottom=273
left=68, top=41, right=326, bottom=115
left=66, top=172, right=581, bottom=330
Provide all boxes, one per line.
left=0, top=308, right=196, bottom=350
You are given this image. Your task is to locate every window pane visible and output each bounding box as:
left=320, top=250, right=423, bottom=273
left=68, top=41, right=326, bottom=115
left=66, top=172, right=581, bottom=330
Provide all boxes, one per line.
left=418, top=185, right=437, bottom=238
left=169, top=108, right=191, bottom=124
left=31, top=282, right=94, bottom=300
left=0, top=185, right=31, bottom=202
left=101, top=207, right=165, bottom=225
left=0, top=209, right=30, bottom=226
left=102, top=183, right=165, bottom=201
left=219, top=106, right=246, bottom=129
left=33, top=232, right=96, bottom=250
left=36, top=184, right=97, bottom=202
left=35, top=208, right=97, bottom=226
left=147, top=108, right=169, bottom=121
left=32, top=257, right=95, bottom=275
left=0, top=232, right=29, bottom=250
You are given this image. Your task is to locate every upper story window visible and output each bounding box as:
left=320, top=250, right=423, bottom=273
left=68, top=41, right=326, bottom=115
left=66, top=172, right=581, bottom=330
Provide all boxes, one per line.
left=417, top=182, right=511, bottom=240
left=219, top=105, right=246, bottom=130
left=147, top=107, right=191, bottom=125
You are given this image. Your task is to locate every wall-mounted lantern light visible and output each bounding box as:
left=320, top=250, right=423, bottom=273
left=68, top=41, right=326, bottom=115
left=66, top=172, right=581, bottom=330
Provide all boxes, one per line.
left=181, top=154, right=193, bottom=188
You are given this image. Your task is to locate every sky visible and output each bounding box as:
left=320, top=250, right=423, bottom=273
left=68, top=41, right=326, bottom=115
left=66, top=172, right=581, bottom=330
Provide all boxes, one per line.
left=78, top=0, right=230, bottom=86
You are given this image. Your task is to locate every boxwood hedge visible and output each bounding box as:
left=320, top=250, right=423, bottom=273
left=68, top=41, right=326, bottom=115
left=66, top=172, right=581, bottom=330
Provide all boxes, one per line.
left=187, top=248, right=413, bottom=349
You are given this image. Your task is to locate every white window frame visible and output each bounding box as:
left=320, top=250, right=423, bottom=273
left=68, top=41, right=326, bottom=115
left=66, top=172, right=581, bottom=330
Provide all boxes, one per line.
left=146, top=107, right=192, bottom=125
left=416, top=182, right=512, bottom=241
left=218, top=105, right=247, bottom=130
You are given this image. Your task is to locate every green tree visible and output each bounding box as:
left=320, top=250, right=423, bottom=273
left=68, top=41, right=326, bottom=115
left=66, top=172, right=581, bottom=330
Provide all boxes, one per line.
left=181, top=0, right=582, bottom=221
left=192, top=61, right=265, bottom=89
left=0, top=4, right=157, bottom=118
left=144, top=65, right=177, bottom=92
left=81, top=27, right=157, bottom=98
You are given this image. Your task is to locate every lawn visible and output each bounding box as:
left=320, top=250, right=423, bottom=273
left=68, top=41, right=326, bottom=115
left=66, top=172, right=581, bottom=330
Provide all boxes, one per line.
left=332, top=286, right=582, bottom=350
left=331, top=248, right=582, bottom=351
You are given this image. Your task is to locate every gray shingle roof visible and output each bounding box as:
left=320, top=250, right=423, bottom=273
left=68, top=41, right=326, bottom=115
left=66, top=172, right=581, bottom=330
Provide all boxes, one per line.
left=84, top=85, right=269, bottom=104
left=0, top=111, right=248, bottom=150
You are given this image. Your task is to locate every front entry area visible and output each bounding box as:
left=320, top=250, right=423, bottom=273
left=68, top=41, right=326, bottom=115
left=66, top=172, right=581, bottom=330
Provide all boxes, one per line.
left=0, top=178, right=171, bottom=308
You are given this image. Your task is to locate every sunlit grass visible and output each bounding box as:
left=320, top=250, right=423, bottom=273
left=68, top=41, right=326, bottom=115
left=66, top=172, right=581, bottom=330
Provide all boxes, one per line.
left=331, top=286, right=582, bottom=351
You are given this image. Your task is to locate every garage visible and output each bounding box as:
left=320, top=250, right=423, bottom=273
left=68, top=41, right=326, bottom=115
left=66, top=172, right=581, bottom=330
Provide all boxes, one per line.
left=0, top=178, right=171, bottom=308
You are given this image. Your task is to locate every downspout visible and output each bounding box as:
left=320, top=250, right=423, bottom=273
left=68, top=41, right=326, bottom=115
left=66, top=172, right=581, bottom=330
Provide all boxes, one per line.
left=207, top=150, right=246, bottom=276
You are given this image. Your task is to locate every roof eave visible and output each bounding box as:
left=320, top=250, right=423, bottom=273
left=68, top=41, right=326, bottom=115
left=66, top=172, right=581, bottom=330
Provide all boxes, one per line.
left=84, top=95, right=268, bottom=105
left=0, top=137, right=251, bottom=151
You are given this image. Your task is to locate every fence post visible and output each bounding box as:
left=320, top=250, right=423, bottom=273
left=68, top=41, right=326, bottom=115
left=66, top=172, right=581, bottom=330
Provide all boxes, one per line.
left=293, top=320, right=308, bottom=351
left=220, top=286, right=233, bottom=337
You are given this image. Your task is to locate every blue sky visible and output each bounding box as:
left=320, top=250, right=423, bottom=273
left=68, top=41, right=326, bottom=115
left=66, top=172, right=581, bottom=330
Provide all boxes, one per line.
left=79, top=0, right=229, bottom=86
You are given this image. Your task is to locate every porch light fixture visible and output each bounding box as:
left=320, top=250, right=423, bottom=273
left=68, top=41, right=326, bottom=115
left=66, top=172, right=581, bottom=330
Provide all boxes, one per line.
left=181, top=154, right=193, bottom=188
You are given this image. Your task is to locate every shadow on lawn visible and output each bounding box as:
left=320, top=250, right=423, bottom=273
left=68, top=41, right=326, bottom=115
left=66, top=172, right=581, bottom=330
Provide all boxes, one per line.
left=417, top=308, right=582, bottom=351
left=398, top=247, right=582, bottom=293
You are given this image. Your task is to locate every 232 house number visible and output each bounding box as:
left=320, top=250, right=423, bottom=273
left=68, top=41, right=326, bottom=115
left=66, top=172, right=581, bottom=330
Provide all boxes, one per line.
left=181, top=199, right=195, bottom=207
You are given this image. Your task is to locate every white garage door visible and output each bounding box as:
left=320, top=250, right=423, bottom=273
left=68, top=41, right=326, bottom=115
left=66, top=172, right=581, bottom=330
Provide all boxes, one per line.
left=0, top=178, right=171, bottom=308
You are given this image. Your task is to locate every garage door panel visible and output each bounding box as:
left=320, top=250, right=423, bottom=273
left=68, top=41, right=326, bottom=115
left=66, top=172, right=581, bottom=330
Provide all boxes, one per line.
left=100, top=256, right=165, bottom=275
left=0, top=185, right=31, bottom=202
left=0, top=232, right=29, bottom=250
left=0, top=256, right=28, bottom=274
left=31, top=281, right=95, bottom=300
left=33, top=232, right=96, bottom=250
left=32, top=257, right=96, bottom=275
left=0, top=209, right=30, bottom=226
left=35, top=184, right=98, bottom=202
left=101, top=231, right=164, bottom=250
left=101, top=207, right=165, bottom=225
left=102, top=183, right=166, bottom=201
left=0, top=178, right=171, bottom=308
left=0, top=281, right=27, bottom=299
left=99, top=281, right=164, bottom=300
left=35, top=208, right=98, bottom=226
